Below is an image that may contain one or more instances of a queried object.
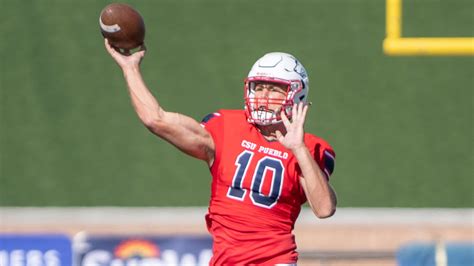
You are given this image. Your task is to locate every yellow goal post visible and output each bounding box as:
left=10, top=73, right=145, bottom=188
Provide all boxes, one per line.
left=383, top=0, right=474, bottom=56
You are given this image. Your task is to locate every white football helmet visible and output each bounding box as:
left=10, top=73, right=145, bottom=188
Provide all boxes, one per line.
left=244, top=52, right=309, bottom=125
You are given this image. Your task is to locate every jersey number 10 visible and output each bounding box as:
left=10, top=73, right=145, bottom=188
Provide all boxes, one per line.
left=227, top=151, right=284, bottom=208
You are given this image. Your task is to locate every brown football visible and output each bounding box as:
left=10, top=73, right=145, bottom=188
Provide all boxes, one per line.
left=99, top=3, right=145, bottom=50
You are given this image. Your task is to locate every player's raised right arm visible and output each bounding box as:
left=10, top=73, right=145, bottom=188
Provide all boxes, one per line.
left=104, top=39, right=215, bottom=165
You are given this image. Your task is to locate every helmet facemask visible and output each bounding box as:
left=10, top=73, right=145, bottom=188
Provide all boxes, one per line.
left=244, top=77, right=304, bottom=125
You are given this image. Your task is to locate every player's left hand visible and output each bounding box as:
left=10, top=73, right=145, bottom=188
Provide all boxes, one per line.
left=275, top=102, right=308, bottom=151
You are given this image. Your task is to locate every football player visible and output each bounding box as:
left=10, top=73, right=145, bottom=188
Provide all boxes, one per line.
left=104, top=39, right=337, bottom=265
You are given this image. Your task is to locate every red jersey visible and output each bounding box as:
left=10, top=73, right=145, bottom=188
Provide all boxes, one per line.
left=201, top=109, right=335, bottom=265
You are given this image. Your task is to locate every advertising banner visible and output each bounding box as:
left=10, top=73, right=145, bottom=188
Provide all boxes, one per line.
left=75, top=235, right=212, bottom=266
left=0, top=234, right=72, bottom=266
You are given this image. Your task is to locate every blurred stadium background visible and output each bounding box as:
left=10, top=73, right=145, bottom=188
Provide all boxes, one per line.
left=1, top=0, right=473, bottom=265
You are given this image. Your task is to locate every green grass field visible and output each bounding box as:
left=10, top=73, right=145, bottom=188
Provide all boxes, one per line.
left=1, top=0, right=472, bottom=207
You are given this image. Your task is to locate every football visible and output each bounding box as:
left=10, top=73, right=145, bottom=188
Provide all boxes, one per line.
left=99, top=3, right=145, bottom=51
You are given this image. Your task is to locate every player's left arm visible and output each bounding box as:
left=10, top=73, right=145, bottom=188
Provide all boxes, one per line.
left=296, top=148, right=337, bottom=218
left=275, top=103, right=337, bottom=218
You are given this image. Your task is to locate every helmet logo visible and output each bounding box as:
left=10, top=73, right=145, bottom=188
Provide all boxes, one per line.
left=294, top=61, right=308, bottom=79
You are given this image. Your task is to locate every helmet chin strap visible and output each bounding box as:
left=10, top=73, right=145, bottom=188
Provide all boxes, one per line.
left=250, top=105, right=288, bottom=125
left=250, top=110, right=275, bottom=125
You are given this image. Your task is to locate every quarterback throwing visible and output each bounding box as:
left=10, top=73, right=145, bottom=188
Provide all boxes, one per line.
left=104, top=39, right=337, bottom=265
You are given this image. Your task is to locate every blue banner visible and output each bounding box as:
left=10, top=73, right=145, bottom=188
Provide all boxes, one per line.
left=0, top=234, right=72, bottom=266
left=75, top=235, right=212, bottom=266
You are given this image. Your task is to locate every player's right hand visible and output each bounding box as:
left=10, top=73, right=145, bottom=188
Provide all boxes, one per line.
left=104, top=38, right=146, bottom=70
